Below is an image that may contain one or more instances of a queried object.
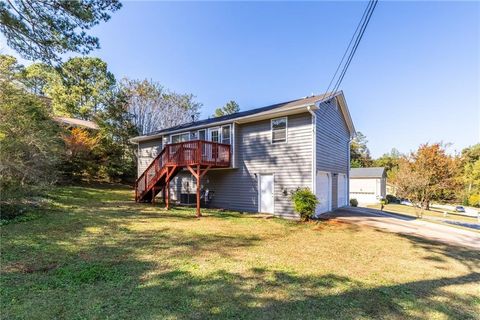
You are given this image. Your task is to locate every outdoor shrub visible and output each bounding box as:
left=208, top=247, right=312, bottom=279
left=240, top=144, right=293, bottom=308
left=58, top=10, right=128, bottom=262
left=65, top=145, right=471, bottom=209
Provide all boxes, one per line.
left=350, top=198, right=358, bottom=207
left=291, top=188, right=319, bottom=221
left=469, top=194, right=480, bottom=207
left=386, top=194, right=398, bottom=204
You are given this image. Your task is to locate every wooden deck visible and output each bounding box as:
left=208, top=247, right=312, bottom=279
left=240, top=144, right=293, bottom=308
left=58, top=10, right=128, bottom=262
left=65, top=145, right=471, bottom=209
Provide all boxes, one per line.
left=135, top=140, right=231, bottom=217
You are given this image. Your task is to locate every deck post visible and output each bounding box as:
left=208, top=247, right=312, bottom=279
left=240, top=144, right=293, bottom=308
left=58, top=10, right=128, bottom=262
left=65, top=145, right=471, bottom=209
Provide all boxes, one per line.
left=196, top=164, right=201, bottom=218
left=165, top=167, right=170, bottom=210
left=135, top=181, right=138, bottom=202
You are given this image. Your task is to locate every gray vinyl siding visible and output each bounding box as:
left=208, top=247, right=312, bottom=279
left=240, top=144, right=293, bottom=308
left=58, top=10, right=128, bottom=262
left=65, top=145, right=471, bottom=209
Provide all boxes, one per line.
left=137, top=138, right=163, bottom=177
left=204, top=113, right=313, bottom=218
left=315, top=98, right=350, bottom=210
left=136, top=98, right=352, bottom=216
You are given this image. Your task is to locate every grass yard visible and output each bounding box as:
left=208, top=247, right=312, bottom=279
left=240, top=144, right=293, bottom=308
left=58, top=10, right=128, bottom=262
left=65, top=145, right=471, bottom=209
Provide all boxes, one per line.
left=1, top=185, right=479, bottom=319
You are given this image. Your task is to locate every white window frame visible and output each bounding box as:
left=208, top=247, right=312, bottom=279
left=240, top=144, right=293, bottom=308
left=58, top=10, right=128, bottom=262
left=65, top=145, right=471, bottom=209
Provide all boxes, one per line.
left=221, top=124, right=231, bottom=145
left=271, top=117, right=288, bottom=144
left=198, top=129, right=206, bottom=140
left=170, top=132, right=190, bottom=144
left=208, top=127, right=221, bottom=142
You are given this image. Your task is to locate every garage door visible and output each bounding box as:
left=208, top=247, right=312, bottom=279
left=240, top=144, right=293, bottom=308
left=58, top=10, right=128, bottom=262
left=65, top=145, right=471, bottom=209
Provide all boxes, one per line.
left=316, top=171, right=331, bottom=215
left=337, top=173, right=347, bottom=207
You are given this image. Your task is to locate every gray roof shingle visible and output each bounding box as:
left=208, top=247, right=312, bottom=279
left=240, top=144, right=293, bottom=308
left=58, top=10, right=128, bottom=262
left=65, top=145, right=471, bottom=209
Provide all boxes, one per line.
left=350, top=167, right=385, bottom=178
left=143, top=93, right=332, bottom=136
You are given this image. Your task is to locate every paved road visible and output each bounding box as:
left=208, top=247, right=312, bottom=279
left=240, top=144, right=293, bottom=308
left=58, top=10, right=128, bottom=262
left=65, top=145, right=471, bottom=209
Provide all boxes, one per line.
left=328, top=207, right=480, bottom=250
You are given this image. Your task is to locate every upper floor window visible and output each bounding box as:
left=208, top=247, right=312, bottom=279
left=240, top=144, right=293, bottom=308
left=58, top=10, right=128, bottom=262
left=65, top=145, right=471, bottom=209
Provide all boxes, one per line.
left=198, top=129, right=206, bottom=140
left=222, top=125, right=231, bottom=144
left=271, top=117, right=287, bottom=143
left=171, top=132, right=190, bottom=144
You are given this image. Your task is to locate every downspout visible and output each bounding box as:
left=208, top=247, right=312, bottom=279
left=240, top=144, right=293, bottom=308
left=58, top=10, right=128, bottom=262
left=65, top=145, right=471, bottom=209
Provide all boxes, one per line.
left=307, top=106, right=316, bottom=194
left=347, top=132, right=356, bottom=205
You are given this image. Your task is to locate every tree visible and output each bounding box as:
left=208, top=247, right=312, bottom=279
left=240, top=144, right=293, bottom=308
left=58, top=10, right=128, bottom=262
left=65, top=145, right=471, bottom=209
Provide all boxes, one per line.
left=96, top=89, right=139, bottom=181
left=459, top=144, right=480, bottom=206
left=350, top=131, right=372, bottom=168
left=0, top=56, right=62, bottom=198
left=61, top=128, right=101, bottom=181
left=213, top=100, right=240, bottom=117
left=25, top=57, right=116, bottom=119
left=373, top=148, right=402, bottom=178
left=392, top=143, right=460, bottom=212
left=0, top=0, right=121, bottom=63
left=120, top=78, right=201, bottom=135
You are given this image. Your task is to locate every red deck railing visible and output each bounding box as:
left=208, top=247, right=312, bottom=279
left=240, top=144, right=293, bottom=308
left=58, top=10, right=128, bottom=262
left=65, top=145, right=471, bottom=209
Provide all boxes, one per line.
left=135, top=140, right=231, bottom=202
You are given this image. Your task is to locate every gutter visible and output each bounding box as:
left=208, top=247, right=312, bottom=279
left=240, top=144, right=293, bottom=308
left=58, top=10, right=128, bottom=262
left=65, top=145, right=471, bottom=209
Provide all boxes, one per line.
left=307, top=105, right=316, bottom=194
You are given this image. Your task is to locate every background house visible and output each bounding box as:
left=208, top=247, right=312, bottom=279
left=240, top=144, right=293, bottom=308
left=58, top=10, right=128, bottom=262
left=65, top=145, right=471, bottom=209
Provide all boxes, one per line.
left=349, top=167, right=386, bottom=205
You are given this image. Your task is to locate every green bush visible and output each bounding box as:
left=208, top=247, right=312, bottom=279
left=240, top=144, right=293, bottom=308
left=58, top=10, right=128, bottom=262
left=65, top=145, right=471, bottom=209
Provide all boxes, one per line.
left=350, top=198, right=358, bottom=207
left=386, top=194, right=398, bottom=204
left=291, top=188, right=319, bottom=221
left=469, top=194, right=480, bottom=207
left=0, top=63, right=62, bottom=199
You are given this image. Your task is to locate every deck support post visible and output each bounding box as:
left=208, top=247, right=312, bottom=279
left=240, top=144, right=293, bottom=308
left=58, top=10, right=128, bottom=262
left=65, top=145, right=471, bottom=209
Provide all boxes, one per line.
left=187, top=164, right=212, bottom=218
left=196, top=165, right=201, bottom=218
left=165, top=167, right=170, bottom=210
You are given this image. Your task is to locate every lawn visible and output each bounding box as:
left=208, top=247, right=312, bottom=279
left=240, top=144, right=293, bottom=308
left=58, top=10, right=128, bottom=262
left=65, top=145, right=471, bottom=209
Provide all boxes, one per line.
left=1, top=185, right=479, bottom=319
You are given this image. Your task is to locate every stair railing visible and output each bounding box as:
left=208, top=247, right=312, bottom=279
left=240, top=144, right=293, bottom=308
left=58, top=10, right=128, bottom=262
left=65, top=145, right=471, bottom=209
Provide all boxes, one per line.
left=135, top=140, right=231, bottom=202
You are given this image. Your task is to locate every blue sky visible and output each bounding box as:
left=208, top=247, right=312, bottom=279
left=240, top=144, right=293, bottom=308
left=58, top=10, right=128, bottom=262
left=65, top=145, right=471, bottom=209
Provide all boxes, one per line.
left=2, top=1, right=479, bottom=157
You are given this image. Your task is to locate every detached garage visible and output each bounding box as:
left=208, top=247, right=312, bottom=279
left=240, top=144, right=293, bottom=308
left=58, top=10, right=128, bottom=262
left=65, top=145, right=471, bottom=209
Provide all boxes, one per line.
left=349, top=167, right=386, bottom=205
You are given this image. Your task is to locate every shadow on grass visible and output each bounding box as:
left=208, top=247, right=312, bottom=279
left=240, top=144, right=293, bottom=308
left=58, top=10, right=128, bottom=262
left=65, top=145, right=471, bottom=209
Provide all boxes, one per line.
left=332, top=207, right=418, bottom=221
left=394, top=232, right=480, bottom=272
left=4, top=241, right=478, bottom=319
left=2, top=185, right=480, bottom=319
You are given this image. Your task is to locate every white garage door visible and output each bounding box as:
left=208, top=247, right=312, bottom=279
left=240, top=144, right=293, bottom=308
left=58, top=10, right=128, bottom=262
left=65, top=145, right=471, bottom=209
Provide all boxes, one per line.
left=337, top=173, right=347, bottom=207
left=316, top=172, right=331, bottom=215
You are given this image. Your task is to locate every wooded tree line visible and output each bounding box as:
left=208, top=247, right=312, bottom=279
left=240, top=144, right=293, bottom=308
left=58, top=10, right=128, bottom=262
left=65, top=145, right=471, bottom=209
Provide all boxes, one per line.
left=0, top=1, right=245, bottom=221
left=351, top=132, right=480, bottom=208
left=0, top=54, right=203, bottom=199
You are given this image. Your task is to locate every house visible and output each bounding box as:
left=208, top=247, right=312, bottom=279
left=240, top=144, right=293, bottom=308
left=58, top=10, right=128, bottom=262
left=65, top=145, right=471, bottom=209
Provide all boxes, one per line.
left=53, top=116, right=99, bottom=130
left=349, top=167, right=386, bottom=205
left=130, top=91, right=355, bottom=219
left=386, top=182, right=396, bottom=196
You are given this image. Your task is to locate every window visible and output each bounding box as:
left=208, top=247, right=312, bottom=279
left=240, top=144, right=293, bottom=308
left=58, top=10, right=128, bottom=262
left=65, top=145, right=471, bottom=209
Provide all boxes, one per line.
left=209, top=128, right=220, bottom=142
left=221, top=125, right=231, bottom=144
left=198, top=129, right=206, bottom=140
left=271, top=117, right=287, bottom=143
left=190, top=131, right=197, bottom=140
left=171, top=133, right=190, bottom=143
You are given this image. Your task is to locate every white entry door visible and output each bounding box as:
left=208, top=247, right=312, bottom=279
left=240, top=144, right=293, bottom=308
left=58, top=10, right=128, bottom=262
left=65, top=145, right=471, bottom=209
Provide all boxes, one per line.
left=316, top=171, right=331, bottom=215
left=338, top=173, right=347, bottom=207
left=259, top=174, right=274, bottom=214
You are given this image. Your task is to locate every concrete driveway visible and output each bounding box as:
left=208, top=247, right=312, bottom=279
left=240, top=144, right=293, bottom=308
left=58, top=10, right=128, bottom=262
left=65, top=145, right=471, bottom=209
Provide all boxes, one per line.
left=327, top=207, right=480, bottom=250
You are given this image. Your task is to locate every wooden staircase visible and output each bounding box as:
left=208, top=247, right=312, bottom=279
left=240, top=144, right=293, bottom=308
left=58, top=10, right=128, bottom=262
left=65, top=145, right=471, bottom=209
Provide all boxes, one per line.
left=135, top=140, right=231, bottom=216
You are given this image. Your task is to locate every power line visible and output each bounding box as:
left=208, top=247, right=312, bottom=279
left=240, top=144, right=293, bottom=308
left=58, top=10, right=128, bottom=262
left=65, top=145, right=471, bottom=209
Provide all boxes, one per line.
left=331, top=0, right=378, bottom=95
left=323, top=0, right=374, bottom=96
left=323, top=0, right=378, bottom=101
